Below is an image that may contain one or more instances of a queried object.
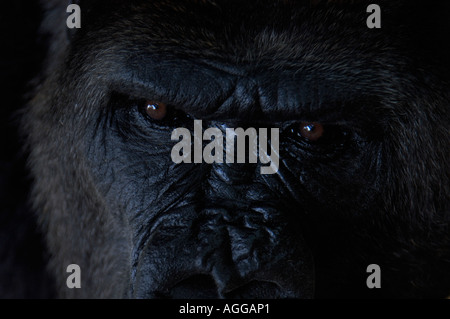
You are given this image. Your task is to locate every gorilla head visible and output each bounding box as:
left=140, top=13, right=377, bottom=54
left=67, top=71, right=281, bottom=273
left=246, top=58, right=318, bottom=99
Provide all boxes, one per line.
left=23, top=0, right=449, bottom=298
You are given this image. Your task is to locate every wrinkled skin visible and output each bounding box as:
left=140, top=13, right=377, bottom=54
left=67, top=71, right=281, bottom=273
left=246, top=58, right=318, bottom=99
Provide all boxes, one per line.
left=23, top=0, right=449, bottom=298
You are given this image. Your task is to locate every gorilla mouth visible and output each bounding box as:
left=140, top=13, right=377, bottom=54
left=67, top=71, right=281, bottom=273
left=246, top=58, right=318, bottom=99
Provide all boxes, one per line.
left=155, top=274, right=286, bottom=299
left=132, top=208, right=314, bottom=299
left=161, top=275, right=219, bottom=299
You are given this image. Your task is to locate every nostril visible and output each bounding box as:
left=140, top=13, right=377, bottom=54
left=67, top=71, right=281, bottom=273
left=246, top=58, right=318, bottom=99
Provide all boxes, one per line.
left=223, top=280, right=283, bottom=299
left=169, top=274, right=219, bottom=299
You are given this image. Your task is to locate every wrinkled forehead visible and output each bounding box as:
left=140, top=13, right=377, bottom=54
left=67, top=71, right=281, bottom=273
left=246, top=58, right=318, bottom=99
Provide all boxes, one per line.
left=64, top=0, right=406, bottom=117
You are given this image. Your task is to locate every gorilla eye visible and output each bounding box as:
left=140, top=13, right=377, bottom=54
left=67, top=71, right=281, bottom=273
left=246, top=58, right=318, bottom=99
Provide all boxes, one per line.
left=298, top=122, right=324, bottom=142
left=286, top=121, right=350, bottom=152
left=144, top=101, right=167, bottom=120
left=134, top=97, right=192, bottom=129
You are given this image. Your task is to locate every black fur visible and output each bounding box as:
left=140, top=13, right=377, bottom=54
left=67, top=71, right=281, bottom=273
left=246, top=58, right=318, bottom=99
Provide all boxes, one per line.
left=3, top=0, right=449, bottom=298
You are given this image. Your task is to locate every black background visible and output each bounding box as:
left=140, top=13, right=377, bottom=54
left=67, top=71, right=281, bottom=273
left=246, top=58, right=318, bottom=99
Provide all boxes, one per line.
left=0, top=1, right=53, bottom=298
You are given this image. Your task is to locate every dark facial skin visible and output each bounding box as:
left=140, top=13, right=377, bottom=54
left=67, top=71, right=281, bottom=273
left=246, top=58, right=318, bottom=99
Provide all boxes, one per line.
left=24, top=0, right=450, bottom=298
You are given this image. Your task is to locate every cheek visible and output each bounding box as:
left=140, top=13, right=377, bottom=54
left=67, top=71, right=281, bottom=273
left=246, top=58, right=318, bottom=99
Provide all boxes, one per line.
left=279, top=139, right=381, bottom=215
left=85, top=117, right=200, bottom=218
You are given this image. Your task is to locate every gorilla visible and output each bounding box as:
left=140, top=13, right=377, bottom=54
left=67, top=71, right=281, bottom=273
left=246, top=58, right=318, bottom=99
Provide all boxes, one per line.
left=2, top=0, right=449, bottom=298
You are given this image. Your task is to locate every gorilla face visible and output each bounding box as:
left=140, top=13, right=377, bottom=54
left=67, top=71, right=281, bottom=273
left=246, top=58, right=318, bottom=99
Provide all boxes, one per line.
left=24, top=0, right=450, bottom=298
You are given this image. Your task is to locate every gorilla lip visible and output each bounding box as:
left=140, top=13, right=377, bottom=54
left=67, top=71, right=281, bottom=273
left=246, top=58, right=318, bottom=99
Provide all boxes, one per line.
left=170, top=120, right=280, bottom=175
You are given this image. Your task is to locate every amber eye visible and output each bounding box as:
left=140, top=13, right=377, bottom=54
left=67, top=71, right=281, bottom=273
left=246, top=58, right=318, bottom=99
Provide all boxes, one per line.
left=145, top=101, right=167, bottom=120
left=299, top=122, right=324, bottom=142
